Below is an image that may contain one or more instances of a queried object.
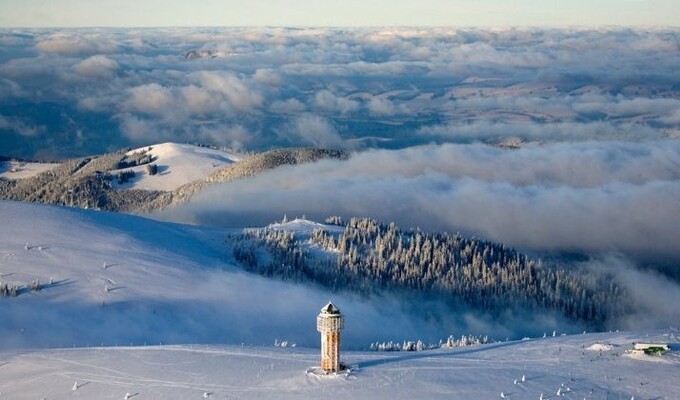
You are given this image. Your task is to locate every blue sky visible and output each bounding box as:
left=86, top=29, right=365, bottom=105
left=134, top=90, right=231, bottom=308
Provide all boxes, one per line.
left=0, top=0, right=678, bottom=27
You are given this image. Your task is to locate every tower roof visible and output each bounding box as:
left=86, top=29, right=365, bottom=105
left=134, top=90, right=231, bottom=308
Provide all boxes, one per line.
left=320, top=301, right=340, bottom=315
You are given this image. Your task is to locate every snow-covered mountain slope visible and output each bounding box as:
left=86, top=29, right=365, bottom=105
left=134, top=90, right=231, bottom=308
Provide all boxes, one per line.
left=0, top=330, right=678, bottom=399
left=0, top=144, right=347, bottom=213
left=110, top=143, right=242, bottom=191
left=0, top=160, right=59, bottom=180
left=141, top=147, right=348, bottom=212
left=0, top=201, right=444, bottom=350
left=1, top=203, right=678, bottom=398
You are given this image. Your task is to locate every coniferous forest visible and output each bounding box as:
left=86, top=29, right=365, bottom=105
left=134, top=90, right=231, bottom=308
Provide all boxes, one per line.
left=231, top=217, right=630, bottom=329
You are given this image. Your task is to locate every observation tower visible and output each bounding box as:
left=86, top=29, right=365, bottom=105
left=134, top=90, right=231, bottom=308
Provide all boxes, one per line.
left=316, top=301, right=344, bottom=372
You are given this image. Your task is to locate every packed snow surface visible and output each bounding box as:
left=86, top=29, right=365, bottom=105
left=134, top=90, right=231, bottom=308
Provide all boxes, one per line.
left=0, top=331, right=678, bottom=399
left=111, top=143, right=242, bottom=191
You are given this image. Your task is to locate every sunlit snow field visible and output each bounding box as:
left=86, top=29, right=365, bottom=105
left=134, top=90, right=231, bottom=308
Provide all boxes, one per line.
left=1, top=331, right=678, bottom=399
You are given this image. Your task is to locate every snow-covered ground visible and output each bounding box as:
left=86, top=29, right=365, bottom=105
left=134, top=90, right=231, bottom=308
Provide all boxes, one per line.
left=1, top=201, right=678, bottom=399
left=0, top=331, right=678, bottom=399
left=0, top=160, right=59, bottom=180
left=110, top=143, right=242, bottom=191
left=0, top=201, right=447, bottom=349
left=261, top=218, right=344, bottom=236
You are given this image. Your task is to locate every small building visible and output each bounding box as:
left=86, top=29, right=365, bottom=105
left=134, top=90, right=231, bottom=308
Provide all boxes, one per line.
left=316, top=301, right=344, bottom=373
left=630, top=342, right=670, bottom=356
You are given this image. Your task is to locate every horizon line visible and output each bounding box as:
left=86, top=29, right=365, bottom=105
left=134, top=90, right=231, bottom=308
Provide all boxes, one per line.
left=2, top=23, right=679, bottom=30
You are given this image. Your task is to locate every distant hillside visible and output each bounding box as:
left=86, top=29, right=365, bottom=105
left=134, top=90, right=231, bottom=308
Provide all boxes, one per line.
left=0, top=149, right=161, bottom=211
left=231, top=217, right=631, bottom=329
left=138, top=148, right=348, bottom=212
left=0, top=145, right=347, bottom=213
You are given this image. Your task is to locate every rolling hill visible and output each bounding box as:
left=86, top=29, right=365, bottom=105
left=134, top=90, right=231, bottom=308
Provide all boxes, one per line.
left=0, top=144, right=347, bottom=213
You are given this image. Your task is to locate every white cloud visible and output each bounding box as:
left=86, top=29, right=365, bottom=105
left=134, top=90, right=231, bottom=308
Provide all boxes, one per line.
left=0, top=115, right=45, bottom=137
left=179, top=85, right=221, bottom=115
left=572, top=95, right=680, bottom=118
left=367, top=97, right=397, bottom=116
left=418, top=121, right=663, bottom=143
left=280, top=114, right=344, bottom=148
left=77, top=96, right=115, bottom=112
left=0, top=78, right=26, bottom=100
left=2, top=27, right=679, bottom=161
left=190, top=71, right=263, bottom=111
left=36, top=33, right=119, bottom=54
left=252, top=68, right=281, bottom=86
left=125, top=83, right=175, bottom=115
left=313, top=90, right=359, bottom=115
left=662, top=109, right=680, bottom=125
left=72, top=55, right=119, bottom=78
left=172, top=141, right=680, bottom=262
left=0, top=56, right=58, bottom=80
left=270, top=98, right=306, bottom=114
left=584, top=255, right=680, bottom=330
left=119, top=114, right=159, bottom=142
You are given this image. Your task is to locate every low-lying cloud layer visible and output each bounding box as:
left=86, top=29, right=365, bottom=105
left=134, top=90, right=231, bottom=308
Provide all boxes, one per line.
left=162, top=139, right=680, bottom=331
left=1, top=27, right=679, bottom=158
left=166, top=140, right=680, bottom=263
